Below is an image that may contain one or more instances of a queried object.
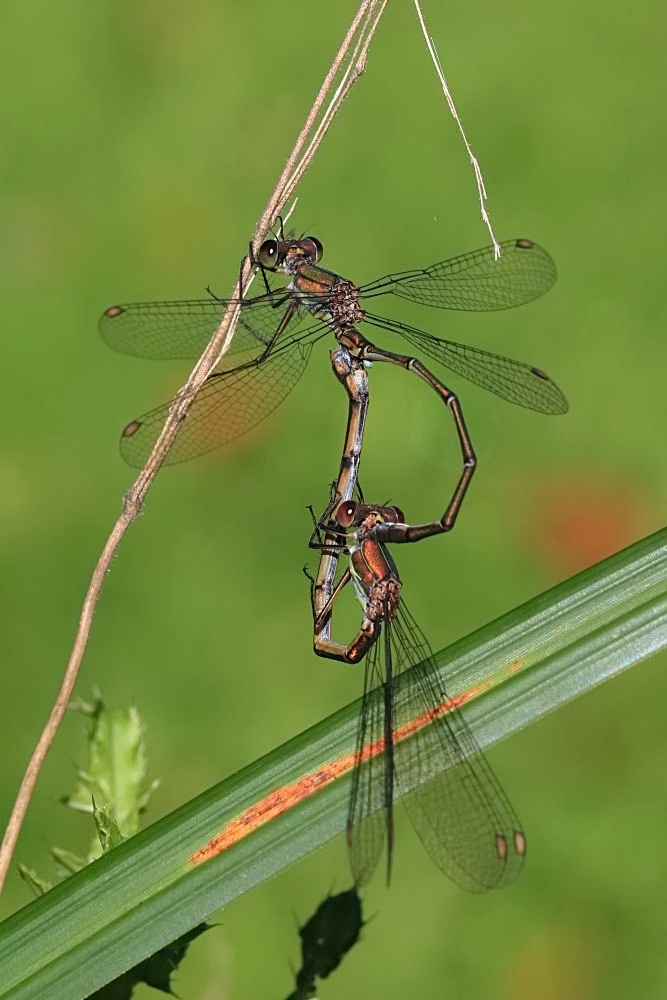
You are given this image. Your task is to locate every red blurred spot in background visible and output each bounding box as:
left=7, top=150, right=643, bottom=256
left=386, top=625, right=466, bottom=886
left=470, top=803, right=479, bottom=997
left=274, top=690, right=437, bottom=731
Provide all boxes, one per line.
left=524, top=473, right=655, bottom=577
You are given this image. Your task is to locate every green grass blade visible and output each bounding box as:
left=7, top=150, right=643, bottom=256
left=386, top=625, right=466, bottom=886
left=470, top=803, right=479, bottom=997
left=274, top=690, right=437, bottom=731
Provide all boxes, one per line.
left=1, top=528, right=666, bottom=999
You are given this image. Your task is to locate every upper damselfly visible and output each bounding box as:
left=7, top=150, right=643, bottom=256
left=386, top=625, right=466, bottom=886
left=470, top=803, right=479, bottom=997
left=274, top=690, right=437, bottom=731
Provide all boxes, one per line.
left=101, top=234, right=567, bottom=483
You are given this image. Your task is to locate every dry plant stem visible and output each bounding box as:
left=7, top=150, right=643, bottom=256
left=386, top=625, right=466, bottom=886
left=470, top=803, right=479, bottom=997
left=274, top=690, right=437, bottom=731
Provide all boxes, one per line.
left=412, top=0, right=499, bottom=255
left=257, top=0, right=388, bottom=233
left=0, top=0, right=389, bottom=895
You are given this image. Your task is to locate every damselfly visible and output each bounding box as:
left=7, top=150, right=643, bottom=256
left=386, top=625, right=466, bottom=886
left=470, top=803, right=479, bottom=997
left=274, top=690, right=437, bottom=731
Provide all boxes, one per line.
left=101, top=234, right=567, bottom=536
left=309, top=496, right=526, bottom=890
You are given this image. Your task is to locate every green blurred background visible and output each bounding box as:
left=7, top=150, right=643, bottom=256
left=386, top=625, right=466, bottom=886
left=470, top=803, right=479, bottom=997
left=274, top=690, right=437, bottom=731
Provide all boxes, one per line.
left=1, top=0, right=666, bottom=997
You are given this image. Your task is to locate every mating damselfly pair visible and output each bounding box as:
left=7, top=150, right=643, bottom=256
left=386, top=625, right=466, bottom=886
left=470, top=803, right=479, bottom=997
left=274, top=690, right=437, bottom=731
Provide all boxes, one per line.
left=102, top=230, right=566, bottom=889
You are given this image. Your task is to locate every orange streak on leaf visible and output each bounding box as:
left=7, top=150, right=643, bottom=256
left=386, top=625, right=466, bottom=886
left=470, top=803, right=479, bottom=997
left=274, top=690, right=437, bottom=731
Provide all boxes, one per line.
left=189, top=662, right=519, bottom=865
left=190, top=753, right=357, bottom=864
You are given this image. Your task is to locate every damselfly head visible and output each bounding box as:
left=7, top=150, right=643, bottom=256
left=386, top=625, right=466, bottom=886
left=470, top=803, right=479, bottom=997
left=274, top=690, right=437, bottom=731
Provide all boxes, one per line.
left=257, top=235, right=323, bottom=272
left=333, top=500, right=406, bottom=530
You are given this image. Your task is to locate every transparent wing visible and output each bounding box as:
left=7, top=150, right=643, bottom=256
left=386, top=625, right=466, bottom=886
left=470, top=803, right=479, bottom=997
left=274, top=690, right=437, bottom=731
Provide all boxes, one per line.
left=390, top=605, right=525, bottom=892
left=99, top=290, right=306, bottom=360
left=360, top=239, right=556, bottom=311
left=346, top=642, right=390, bottom=889
left=363, top=313, right=568, bottom=414
left=118, top=334, right=316, bottom=467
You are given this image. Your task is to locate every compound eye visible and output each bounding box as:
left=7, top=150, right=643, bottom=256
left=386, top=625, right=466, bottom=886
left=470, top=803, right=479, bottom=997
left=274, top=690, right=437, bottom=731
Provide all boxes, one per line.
left=304, top=236, right=323, bottom=262
left=389, top=506, right=405, bottom=523
left=257, top=239, right=279, bottom=269
left=334, top=500, right=357, bottom=527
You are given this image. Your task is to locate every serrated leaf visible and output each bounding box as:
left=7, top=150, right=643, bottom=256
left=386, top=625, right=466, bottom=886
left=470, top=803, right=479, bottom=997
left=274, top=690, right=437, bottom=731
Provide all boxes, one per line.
left=16, top=866, right=52, bottom=898
left=65, top=703, right=151, bottom=844
left=51, top=849, right=87, bottom=878
left=93, top=803, right=125, bottom=853
left=60, top=698, right=157, bottom=861
left=85, top=924, right=210, bottom=1000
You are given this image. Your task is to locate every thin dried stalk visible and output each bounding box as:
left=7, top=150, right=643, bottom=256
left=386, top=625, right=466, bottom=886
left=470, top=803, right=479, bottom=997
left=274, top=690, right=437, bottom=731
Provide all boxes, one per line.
left=0, top=0, right=388, bottom=895
left=412, top=0, right=499, bottom=254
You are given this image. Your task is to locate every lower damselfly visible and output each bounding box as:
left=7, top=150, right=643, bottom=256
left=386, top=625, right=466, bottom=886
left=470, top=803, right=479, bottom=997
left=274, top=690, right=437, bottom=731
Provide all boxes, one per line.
left=101, top=233, right=567, bottom=518
left=308, top=496, right=526, bottom=890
